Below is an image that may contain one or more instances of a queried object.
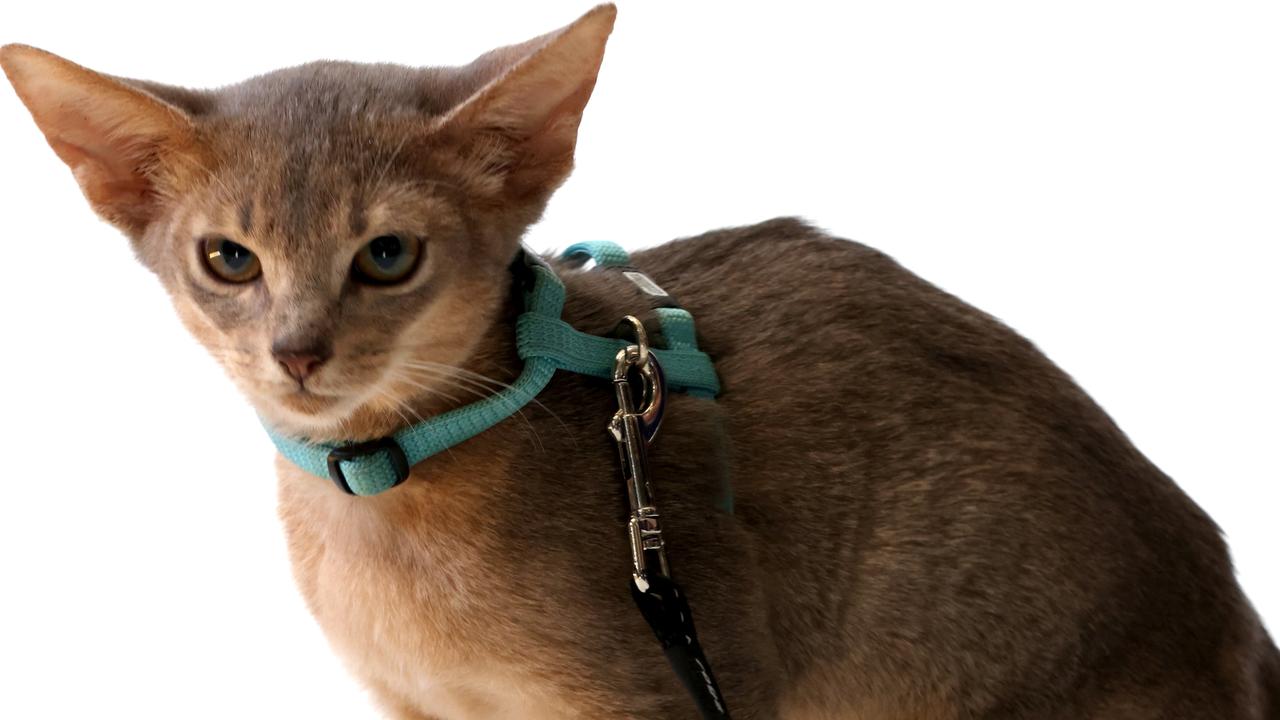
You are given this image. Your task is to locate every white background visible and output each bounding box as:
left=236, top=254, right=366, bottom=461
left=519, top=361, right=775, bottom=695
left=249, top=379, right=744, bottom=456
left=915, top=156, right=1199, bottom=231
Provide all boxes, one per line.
left=1, top=1, right=1276, bottom=717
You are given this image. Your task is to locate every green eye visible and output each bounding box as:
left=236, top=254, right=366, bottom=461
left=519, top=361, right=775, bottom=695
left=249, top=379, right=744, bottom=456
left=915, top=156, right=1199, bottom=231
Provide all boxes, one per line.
left=352, top=234, right=423, bottom=285
left=201, top=237, right=261, bottom=283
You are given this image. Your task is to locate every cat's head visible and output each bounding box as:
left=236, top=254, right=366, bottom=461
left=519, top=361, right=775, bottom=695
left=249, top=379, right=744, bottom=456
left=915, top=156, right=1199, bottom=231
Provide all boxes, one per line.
left=0, top=5, right=615, bottom=440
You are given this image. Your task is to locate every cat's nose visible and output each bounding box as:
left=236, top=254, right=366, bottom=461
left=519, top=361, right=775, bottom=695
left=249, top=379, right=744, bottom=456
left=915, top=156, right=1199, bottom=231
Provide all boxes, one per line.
left=272, top=343, right=332, bottom=383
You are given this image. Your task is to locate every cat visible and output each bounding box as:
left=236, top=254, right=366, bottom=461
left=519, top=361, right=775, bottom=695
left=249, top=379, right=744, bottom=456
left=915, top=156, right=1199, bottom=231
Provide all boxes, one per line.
left=2, top=4, right=1277, bottom=719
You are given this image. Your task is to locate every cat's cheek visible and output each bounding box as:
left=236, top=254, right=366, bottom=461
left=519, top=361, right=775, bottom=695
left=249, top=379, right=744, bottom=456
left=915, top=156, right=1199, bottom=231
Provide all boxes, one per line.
left=170, top=297, right=218, bottom=351
left=129, top=222, right=180, bottom=279
left=130, top=201, right=202, bottom=276
left=167, top=294, right=259, bottom=386
left=393, top=282, right=496, bottom=365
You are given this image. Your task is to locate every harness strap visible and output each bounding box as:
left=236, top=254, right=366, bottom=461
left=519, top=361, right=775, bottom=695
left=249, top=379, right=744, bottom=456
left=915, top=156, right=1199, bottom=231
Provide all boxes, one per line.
left=563, top=239, right=633, bottom=268
left=564, top=241, right=711, bottom=394
left=515, top=313, right=719, bottom=396
left=264, top=247, right=720, bottom=497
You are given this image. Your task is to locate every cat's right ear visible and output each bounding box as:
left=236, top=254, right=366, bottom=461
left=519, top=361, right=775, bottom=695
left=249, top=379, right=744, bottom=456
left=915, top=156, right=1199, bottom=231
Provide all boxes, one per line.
left=0, top=44, right=199, bottom=238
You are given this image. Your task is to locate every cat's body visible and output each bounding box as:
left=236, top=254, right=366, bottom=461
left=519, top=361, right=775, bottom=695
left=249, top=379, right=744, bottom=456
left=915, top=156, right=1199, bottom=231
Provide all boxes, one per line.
left=3, top=4, right=1276, bottom=719
left=275, top=218, right=1279, bottom=719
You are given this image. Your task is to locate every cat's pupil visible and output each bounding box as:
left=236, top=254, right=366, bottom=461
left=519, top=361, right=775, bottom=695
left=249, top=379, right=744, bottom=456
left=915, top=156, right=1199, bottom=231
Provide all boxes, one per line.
left=220, top=240, right=252, bottom=271
left=369, top=235, right=402, bottom=269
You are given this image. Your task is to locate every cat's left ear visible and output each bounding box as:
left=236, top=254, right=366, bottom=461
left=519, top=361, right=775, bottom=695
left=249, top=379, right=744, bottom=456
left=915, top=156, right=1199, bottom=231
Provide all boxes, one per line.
left=0, top=44, right=200, bottom=238
left=436, top=4, right=616, bottom=204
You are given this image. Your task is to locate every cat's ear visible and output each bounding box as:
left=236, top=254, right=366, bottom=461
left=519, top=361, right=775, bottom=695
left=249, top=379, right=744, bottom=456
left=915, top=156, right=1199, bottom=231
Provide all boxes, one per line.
left=436, top=3, right=616, bottom=202
left=0, top=44, right=201, bottom=237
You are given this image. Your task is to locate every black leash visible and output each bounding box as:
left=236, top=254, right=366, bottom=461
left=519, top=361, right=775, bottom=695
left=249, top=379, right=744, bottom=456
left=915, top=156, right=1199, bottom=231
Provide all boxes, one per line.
left=632, top=575, right=731, bottom=718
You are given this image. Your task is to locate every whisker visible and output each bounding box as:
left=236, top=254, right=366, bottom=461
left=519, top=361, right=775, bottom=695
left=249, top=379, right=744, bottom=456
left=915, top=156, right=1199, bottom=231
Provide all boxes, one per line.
left=334, top=411, right=353, bottom=439
left=395, top=365, right=546, bottom=453
left=399, top=359, right=573, bottom=442
left=373, top=385, right=417, bottom=430
left=385, top=368, right=466, bottom=406
left=377, top=373, right=461, bottom=465
left=395, top=363, right=552, bottom=453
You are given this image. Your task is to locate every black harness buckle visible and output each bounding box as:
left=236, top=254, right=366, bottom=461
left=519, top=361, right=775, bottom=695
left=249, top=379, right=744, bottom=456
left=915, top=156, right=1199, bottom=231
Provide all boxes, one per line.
left=326, top=437, right=411, bottom=495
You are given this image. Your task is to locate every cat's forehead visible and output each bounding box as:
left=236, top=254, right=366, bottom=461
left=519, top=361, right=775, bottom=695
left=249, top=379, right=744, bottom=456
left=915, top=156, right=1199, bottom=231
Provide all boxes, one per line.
left=207, top=61, right=470, bottom=133
left=183, top=62, right=463, bottom=243
left=187, top=61, right=460, bottom=182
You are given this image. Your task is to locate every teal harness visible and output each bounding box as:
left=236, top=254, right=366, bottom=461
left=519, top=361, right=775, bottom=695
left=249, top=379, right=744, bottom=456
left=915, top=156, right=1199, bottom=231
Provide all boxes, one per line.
left=263, top=242, right=721, bottom=496
left=263, top=242, right=733, bottom=718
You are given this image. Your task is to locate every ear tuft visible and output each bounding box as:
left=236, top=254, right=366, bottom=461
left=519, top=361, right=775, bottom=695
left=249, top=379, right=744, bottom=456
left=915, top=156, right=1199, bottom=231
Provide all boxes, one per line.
left=1, top=44, right=198, bottom=236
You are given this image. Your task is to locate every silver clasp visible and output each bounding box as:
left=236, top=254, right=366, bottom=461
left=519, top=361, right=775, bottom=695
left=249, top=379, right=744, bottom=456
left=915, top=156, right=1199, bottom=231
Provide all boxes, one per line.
left=608, top=316, right=670, bottom=592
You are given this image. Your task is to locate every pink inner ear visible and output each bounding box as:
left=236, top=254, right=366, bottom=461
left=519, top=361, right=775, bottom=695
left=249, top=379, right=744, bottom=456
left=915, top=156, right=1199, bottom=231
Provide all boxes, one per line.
left=50, top=130, right=145, bottom=177
left=1, top=44, right=193, bottom=234
left=40, top=88, right=157, bottom=173
left=36, top=90, right=177, bottom=226
left=47, top=134, right=157, bottom=224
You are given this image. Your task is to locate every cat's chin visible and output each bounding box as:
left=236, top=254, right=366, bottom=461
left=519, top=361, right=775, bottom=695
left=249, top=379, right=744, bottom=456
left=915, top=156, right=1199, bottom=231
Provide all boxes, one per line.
left=255, top=389, right=368, bottom=442
left=249, top=371, right=434, bottom=442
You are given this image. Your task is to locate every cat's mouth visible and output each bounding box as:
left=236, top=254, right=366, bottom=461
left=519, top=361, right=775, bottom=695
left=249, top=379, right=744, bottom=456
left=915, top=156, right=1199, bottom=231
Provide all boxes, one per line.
left=277, top=387, right=344, bottom=414
left=254, top=364, right=391, bottom=437
left=252, top=382, right=376, bottom=442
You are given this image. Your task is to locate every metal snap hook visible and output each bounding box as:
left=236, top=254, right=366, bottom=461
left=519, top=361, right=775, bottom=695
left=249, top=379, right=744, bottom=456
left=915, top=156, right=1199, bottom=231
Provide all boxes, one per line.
left=611, top=315, right=666, bottom=443
left=613, top=314, right=650, bottom=369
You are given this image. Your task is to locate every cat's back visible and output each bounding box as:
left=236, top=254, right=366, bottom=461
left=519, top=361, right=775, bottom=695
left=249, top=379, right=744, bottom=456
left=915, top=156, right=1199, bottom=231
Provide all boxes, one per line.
left=630, top=218, right=1273, bottom=716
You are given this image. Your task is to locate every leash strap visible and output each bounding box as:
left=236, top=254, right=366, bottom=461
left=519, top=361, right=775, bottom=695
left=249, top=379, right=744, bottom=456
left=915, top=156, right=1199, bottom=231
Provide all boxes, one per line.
left=632, top=576, right=731, bottom=719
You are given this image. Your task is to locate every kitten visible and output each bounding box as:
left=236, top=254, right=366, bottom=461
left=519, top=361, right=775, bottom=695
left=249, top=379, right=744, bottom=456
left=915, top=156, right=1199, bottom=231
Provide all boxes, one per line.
left=2, top=4, right=1277, bottom=719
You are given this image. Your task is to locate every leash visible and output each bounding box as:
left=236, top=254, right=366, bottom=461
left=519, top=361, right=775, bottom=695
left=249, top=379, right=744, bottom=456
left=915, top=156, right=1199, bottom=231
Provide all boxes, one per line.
left=608, top=314, right=731, bottom=719
left=263, top=242, right=731, bottom=718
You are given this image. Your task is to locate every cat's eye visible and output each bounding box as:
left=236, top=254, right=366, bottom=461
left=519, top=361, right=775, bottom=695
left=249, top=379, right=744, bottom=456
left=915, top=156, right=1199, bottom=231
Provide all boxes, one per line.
left=201, top=237, right=262, bottom=283
left=352, top=235, right=423, bottom=285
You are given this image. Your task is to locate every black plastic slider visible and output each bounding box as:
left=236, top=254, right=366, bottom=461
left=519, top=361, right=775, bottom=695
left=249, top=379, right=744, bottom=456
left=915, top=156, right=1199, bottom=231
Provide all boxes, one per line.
left=326, top=437, right=411, bottom=495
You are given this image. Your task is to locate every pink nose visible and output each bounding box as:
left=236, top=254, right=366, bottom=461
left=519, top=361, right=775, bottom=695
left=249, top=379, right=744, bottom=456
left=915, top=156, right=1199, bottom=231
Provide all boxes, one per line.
left=273, top=348, right=331, bottom=383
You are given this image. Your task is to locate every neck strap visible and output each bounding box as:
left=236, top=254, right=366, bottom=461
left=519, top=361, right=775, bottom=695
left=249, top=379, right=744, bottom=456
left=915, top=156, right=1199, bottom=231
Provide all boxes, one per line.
left=263, top=244, right=720, bottom=496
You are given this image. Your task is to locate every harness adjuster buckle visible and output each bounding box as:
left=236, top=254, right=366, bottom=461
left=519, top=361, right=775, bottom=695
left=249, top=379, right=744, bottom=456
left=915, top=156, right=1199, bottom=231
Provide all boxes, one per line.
left=326, top=437, right=411, bottom=495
